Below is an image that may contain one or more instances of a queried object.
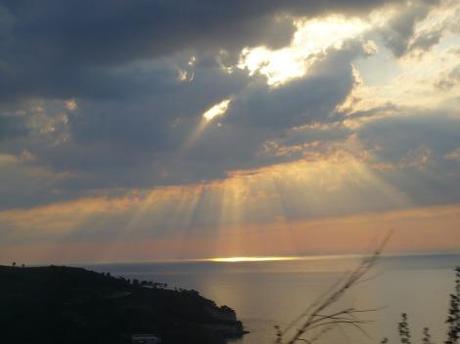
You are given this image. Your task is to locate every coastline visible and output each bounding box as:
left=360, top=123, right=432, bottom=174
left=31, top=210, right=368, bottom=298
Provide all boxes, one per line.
left=0, top=265, right=247, bottom=344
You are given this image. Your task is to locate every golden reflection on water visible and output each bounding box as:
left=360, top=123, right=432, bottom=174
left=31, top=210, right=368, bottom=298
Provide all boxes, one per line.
left=207, top=256, right=302, bottom=263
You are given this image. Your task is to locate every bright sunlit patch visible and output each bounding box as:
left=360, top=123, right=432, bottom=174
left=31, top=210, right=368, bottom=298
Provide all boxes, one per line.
left=202, top=99, right=231, bottom=121
left=65, top=99, right=77, bottom=111
left=208, top=256, right=301, bottom=263
left=238, top=16, right=370, bottom=86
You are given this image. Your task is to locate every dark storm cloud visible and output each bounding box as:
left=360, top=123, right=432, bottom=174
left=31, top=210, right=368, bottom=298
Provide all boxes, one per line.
left=0, top=114, right=28, bottom=141
left=0, top=0, right=454, bottom=211
left=0, top=0, right=403, bottom=101
left=45, top=64, right=251, bottom=172
left=359, top=111, right=460, bottom=161
left=3, top=0, right=395, bottom=57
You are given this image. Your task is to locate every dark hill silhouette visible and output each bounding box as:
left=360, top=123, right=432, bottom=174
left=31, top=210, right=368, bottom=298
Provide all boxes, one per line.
left=0, top=265, right=246, bottom=344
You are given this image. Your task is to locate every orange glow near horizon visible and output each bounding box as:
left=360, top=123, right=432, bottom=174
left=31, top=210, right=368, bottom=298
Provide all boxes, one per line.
left=2, top=199, right=460, bottom=265
left=1, top=152, right=460, bottom=264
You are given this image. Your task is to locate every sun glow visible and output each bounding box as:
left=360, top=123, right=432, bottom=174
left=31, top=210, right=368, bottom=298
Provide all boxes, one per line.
left=208, top=256, right=301, bottom=263
left=179, top=98, right=232, bottom=154
left=202, top=98, right=231, bottom=121
left=238, top=16, right=370, bottom=86
left=0, top=143, right=415, bottom=262
left=8, top=149, right=460, bottom=263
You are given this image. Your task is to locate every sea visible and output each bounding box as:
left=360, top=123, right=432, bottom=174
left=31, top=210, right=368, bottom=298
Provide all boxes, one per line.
left=85, top=254, right=460, bottom=344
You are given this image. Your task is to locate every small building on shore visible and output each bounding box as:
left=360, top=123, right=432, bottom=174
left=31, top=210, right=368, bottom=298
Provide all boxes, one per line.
left=131, top=334, right=162, bottom=344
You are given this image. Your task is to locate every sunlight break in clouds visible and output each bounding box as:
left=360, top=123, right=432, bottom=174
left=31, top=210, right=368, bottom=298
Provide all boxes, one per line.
left=202, top=98, right=232, bottom=121
left=238, top=16, right=370, bottom=86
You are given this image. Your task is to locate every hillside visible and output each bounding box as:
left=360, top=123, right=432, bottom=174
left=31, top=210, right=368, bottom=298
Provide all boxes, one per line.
left=0, top=265, right=246, bottom=344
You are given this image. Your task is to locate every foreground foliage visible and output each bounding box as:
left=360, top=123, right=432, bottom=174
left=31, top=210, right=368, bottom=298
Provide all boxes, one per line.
left=273, top=235, right=459, bottom=344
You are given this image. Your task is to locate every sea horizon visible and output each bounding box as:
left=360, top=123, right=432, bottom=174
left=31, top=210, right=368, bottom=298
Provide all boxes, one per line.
left=59, top=251, right=459, bottom=267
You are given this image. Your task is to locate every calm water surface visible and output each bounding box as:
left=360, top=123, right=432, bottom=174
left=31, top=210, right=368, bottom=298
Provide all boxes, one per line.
left=87, top=255, right=459, bottom=344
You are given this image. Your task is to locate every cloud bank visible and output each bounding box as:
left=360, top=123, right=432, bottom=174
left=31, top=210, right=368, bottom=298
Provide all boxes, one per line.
left=1, top=0, right=459, bottom=261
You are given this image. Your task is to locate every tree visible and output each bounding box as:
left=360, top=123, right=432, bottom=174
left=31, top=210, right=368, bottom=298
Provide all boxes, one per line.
left=423, top=327, right=434, bottom=344
left=398, top=313, right=411, bottom=344
left=446, top=267, right=460, bottom=344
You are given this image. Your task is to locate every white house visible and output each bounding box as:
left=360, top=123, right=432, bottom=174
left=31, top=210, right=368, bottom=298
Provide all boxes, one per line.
left=131, top=334, right=162, bottom=344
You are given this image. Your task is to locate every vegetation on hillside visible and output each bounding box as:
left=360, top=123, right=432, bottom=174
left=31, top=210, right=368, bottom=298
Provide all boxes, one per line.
left=0, top=265, right=245, bottom=344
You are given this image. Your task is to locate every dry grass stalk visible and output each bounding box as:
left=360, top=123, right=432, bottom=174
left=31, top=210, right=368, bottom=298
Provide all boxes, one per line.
left=274, top=233, right=391, bottom=344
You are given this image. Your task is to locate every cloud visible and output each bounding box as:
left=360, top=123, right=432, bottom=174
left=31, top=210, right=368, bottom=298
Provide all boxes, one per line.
left=262, top=105, right=460, bottom=209
left=0, top=0, right=459, bottom=219
left=354, top=110, right=460, bottom=206
left=435, top=64, right=460, bottom=90
left=358, top=111, right=460, bottom=161
left=1, top=0, right=402, bottom=101
left=378, top=0, right=440, bottom=57
left=0, top=152, right=74, bottom=210
left=376, top=0, right=460, bottom=58
left=0, top=36, right=372, bottom=208
left=0, top=114, right=28, bottom=141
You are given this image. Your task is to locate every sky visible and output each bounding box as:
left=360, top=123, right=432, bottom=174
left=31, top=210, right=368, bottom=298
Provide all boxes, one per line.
left=1, top=0, right=460, bottom=264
